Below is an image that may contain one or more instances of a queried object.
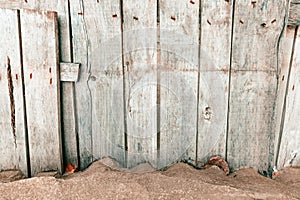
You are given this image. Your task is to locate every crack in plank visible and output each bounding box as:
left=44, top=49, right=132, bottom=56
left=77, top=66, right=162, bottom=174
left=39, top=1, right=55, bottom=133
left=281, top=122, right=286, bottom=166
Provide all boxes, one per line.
left=7, top=56, right=17, bottom=148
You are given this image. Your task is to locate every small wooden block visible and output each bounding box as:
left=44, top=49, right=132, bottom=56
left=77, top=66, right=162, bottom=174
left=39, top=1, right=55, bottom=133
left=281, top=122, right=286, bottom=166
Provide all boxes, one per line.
left=288, top=2, right=300, bottom=26
left=60, top=62, right=80, bottom=82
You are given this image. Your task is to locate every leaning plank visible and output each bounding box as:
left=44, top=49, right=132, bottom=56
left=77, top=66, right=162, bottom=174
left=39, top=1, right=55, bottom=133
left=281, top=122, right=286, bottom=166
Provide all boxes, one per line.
left=123, top=0, right=158, bottom=168
left=69, top=0, right=125, bottom=168
left=227, top=1, right=287, bottom=173
left=159, top=0, right=199, bottom=169
left=0, top=8, right=28, bottom=176
left=278, top=27, right=300, bottom=168
left=20, top=9, right=62, bottom=175
left=273, top=26, right=296, bottom=168
left=197, top=0, right=232, bottom=165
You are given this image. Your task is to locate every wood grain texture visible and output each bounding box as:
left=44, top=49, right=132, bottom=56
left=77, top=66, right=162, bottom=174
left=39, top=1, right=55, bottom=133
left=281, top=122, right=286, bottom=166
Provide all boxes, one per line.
left=197, top=0, right=231, bottom=165
left=20, top=9, right=62, bottom=175
left=123, top=0, right=157, bottom=168
left=227, top=0, right=287, bottom=173
left=0, top=8, right=28, bottom=176
left=159, top=0, right=199, bottom=168
left=278, top=27, right=300, bottom=168
left=69, top=0, right=125, bottom=168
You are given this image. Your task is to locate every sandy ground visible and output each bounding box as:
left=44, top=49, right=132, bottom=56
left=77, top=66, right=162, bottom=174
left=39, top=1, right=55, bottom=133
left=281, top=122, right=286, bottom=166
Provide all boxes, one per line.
left=0, top=158, right=299, bottom=200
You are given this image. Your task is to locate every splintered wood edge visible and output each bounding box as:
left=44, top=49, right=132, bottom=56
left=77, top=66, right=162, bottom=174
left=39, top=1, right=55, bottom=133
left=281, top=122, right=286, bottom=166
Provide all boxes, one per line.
left=60, top=62, right=80, bottom=82
left=288, top=2, right=300, bottom=26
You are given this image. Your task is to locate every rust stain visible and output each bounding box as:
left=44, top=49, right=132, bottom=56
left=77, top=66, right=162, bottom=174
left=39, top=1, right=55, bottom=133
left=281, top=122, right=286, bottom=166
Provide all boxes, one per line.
left=50, top=78, right=53, bottom=85
left=171, top=16, right=176, bottom=21
left=7, top=57, right=17, bottom=147
left=30, top=73, right=32, bottom=79
left=133, top=16, right=139, bottom=20
left=190, top=0, right=195, bottom=4
left=292, top=85, right=295, bottom=91
left=112, top=14, right=117, bottom=18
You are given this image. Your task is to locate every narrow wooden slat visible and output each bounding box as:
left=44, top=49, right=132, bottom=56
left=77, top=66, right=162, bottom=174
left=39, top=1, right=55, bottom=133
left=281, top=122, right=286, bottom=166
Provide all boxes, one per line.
left=20, top=9, right=62, bottom=175
left=159, top=0, right=199, bottom=168
left=123, top=0, right=157, bottom=168
left=197, top=0, right=232, bottom=165
left=273, top=26, right=296, bottom=168
left=227, top=0, right=287, bottom=173
left=69, top=0, right=125, bottom=168
left=278, top=27, right=300, bottom=168
left=0, top=8, right=28, bottom=176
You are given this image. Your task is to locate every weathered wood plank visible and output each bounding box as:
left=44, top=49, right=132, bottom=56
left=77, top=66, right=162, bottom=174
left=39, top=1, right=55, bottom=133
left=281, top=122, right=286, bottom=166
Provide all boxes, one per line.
left=0, top=0, right=78, bottom=171
left=278, top=27, right=300, bottom=168
left=159, top=0, right=199, bottom=168
left=60, top=63, right=80, bottom=82
left=123, top=0, right=157, bottom=168
left=227, top=0, right=287, bottom=173
left=20, top=9, right=62, bottom=175
left=197, top=0, right=231, bottom=165
left=273, top=26, right=296, bottom=169
left=0, top=8, right=28, bottom=176
left=69, top=0, right=125, bottom=168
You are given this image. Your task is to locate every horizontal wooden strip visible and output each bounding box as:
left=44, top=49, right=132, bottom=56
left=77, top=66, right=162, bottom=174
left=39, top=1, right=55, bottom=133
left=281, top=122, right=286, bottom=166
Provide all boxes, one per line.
left=60, top=62, right=80, bottom=82
left=288, top=2, right=300, bottom=26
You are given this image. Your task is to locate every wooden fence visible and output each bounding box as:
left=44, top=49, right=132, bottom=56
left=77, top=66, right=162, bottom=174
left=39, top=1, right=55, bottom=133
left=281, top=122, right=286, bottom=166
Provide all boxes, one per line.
left=0, top=0, right=299, bottom=177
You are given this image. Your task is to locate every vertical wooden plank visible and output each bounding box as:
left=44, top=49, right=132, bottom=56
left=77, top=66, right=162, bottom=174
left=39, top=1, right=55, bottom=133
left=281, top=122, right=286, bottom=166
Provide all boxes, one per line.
left=159, top=0, right=199, bottom=168
left=274, top=26, right=296, bottom=169
left=20, top=9, right=62, bottom=175
left=69, top=0, right=125, bottom=169
left=22, top=0, right=78, bottom=168
left=197, top=0, right=232, bottom=165
left=227, top=0, right=287, bottom=173
left=278, top=27, right=300, bottom=167
left=122, top=0, right=157, bottom=168
left=0, top=8, right=28, bottom=176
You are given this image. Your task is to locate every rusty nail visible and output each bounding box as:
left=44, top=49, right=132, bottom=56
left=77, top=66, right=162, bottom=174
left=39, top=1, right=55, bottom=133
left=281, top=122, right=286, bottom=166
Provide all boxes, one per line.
left=50, top=78, right=52, bottom=85
left=240, top=19, right=244, bottom=24
left=171, top=16, right=176, bottom=21
left=7, top=56, right=10, bottom=66
left=133, top=16, right=138, bottom=20
left=49, top=68, right=52, bottom=73
left=190, top=0, right=195, bottom=4
left=260, top=23, right=266, bottom=27
left=30, top=73, right=32, bottom=79
left=282, top=75, right=284, bottom=81
left=112, top=14, right=117, bottom=18
left=207, top=19, right=211, bottom=25
left=78, top=12, right=83, bottom=15
left=24, top=0, right=27, bottom=2
left=225, top=0, right=229, bottom=2
left=16, top=74, right=18, bottom=80
left=292, top=85, right=295, bottom=91
left=251, top=1, right=256, bottom=8
left=271, top=19, right=276, bottom=24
